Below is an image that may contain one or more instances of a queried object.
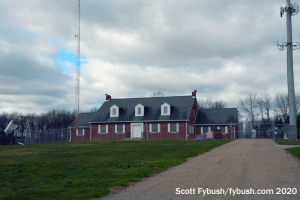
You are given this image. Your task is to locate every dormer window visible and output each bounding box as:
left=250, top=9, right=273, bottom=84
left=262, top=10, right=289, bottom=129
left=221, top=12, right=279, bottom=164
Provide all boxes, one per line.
left=135, top=104, right=144, bottom=116
left=161, top=103, right=171, bottom=116
left=164, top=106, right=167, bottom=114
left=110, top=105, right=119, bottom=117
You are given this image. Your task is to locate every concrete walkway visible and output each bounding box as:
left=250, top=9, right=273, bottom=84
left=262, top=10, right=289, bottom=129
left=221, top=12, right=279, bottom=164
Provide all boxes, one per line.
left=100, top=139, right=300, bottom=200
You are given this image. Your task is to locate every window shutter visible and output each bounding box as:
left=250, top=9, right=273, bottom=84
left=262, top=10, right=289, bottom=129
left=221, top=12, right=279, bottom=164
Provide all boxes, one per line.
left=176, top=123, right=179, bottom=132
left=201, top=127, right=203, bottom=134
left=98, top=125, right=100, bottom=133
left=76, top=129, right=78, bottom=135
left=106, top=125, right=108, bottom=133
left=208, top=127, right=211, bottom=132
left=83, top=129, right=85, bottom=135
left=158, top=124, right=160, bottom=132
left=115, top=125, right=117, bottom=133
left=123, top=125, right=125, bottom=133
left=168, top=124, right=170, bottom=132
left=150, top=124, right=152, bottom=132
left=225, top=126, right=228, bottom=133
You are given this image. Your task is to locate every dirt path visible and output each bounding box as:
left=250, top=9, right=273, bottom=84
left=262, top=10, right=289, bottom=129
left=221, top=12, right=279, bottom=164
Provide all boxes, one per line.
left=100, top=139, right=300, bottom=200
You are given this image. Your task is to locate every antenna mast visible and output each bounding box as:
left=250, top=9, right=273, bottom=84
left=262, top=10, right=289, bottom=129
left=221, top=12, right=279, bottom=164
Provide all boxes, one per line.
left=75, top=0, right=80, bottom=128
left=277, top=0, right=300, bottom=141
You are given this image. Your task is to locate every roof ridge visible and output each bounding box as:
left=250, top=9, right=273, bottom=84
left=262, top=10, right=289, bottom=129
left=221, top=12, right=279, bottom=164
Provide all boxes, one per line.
left=108, top=95, right=192, bottom=100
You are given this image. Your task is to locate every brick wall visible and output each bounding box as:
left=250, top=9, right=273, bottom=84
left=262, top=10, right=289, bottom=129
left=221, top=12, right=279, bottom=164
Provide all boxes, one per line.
left=71, top=128, right=90, bottom=141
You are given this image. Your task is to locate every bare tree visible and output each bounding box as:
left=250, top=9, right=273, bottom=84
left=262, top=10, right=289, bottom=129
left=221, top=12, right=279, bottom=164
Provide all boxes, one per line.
left=239, top=93, right=258, bottom=123
left=197, top=98, right=226, bottom=109
left=150, top=92, right=164, bottom=97
left=89, top=106, right=98, bottom=113
left=274, top=94, right=289, bottom=123
left=262, top=94, right=271, bottom=123
left=256, top=97, right=264, bottom=121
left=295, top=95, right=300, bottom=115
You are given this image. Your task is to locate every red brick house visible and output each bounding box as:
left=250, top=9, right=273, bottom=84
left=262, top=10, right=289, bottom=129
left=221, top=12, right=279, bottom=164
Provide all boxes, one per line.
left=69, top=91, right=198, bottom=141
left=69, top=91, right=239, bottom=141
left=190, top=108, right=239, bottom=140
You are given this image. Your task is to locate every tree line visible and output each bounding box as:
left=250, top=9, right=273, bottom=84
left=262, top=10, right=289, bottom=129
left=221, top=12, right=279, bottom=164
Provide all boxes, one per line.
left=239, top=93, right=300, bottom=125
left=0, top=107, right=98, bottom=137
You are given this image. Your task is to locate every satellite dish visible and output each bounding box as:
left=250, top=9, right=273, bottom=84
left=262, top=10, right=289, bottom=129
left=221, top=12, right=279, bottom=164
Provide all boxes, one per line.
left=4, top=120, right=18, bottom=134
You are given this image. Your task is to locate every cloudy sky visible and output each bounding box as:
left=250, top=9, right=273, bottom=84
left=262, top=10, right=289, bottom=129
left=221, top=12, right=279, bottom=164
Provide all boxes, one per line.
left=1, top=0, right=300, bottom=115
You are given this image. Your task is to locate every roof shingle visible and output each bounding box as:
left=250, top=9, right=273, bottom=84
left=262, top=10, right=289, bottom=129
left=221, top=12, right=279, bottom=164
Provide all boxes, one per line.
left=195, top=108, right=238, bottom=125
left=91, top=95, right=195, bottom=123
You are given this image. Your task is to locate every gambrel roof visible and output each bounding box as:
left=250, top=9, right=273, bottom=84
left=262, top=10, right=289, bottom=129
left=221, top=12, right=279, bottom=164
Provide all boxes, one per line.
left=195, top=108, right=238, bottom=125
left=90, top=95, right=195, bottom=123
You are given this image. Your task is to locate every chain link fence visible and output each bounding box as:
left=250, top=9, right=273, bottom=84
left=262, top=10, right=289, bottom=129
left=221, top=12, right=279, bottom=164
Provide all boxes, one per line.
left=15, top=129, right=70, bottom=145
left=242, top=121, right=298, bottom=141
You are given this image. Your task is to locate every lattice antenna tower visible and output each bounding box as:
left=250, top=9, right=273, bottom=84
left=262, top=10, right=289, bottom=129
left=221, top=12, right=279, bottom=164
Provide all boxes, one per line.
left=277, top=0, right=300, bottom=141
left=75, top=0, right=80, bottom=128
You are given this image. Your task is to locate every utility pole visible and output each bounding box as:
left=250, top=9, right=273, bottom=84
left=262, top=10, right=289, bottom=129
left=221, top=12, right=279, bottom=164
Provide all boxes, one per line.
left=277, top=0, right=300, bottom=141
left=75, top=0, right=80, bottom=130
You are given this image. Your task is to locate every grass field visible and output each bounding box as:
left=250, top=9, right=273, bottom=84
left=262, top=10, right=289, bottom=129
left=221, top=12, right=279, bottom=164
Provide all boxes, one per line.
left=275, top=139, right=300, bottom=145
left=274, top=139, right=300, bottom=161
left=0, top=140, right=231, bottom=200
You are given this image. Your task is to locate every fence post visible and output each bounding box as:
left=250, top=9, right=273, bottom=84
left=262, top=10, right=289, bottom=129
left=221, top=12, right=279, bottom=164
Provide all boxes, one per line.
left=160, top=128, right=161, bottom=140
left=146, top=123, right=148, bottom=140
left=272, top=121, right=275, bottom=140
left=230, top=122, right=232, bottom=140
left=294, top=124, right=297, bottom=141
left=90, top=125, right=92, bottom=142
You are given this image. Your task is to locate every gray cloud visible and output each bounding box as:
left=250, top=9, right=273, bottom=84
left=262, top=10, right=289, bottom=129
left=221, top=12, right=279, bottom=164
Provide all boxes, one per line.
left=0, top=0, right=299, bottom=115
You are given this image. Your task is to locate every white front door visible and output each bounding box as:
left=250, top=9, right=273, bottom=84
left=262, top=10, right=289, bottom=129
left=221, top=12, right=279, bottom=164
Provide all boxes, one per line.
left=132, top=125, right=142, bottom=138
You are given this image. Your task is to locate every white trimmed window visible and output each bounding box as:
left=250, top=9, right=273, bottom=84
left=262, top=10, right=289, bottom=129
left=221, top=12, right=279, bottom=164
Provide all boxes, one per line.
left=161, top=103, right=171, bottom=116
left=189, top=125, right=194, bottom=134
left=150, top=124, right=160, bottom=133
left=168, top=123, right=179, bottom=133
left=76, top=128, right=84, bottom=136
left=98, top=125, right=108, bottom=134
left=203, top=126, right=208, bottom=133
left=135, top=104, right=144, bottom=116
left=110, top=105, right=119, bottom=117
left=115, top=124, right=125, bottom=133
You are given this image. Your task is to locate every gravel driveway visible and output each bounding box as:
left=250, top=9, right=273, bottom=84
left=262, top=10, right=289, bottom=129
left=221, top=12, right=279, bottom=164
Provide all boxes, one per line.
left=99, top=139, right=300, bottom=200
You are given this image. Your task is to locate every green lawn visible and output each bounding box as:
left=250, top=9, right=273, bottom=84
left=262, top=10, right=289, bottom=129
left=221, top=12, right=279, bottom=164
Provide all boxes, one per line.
left=275, top=139, right=300, bottom=161
left=275, top=139, right=300, bottom=145
left=0, top=140, right=231, bottom=200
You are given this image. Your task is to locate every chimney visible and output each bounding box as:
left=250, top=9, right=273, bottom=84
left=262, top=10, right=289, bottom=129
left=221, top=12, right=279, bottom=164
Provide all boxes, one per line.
left=192, top=90, right=197, bottom=98
left=105, top=94, right=111, bottom=101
